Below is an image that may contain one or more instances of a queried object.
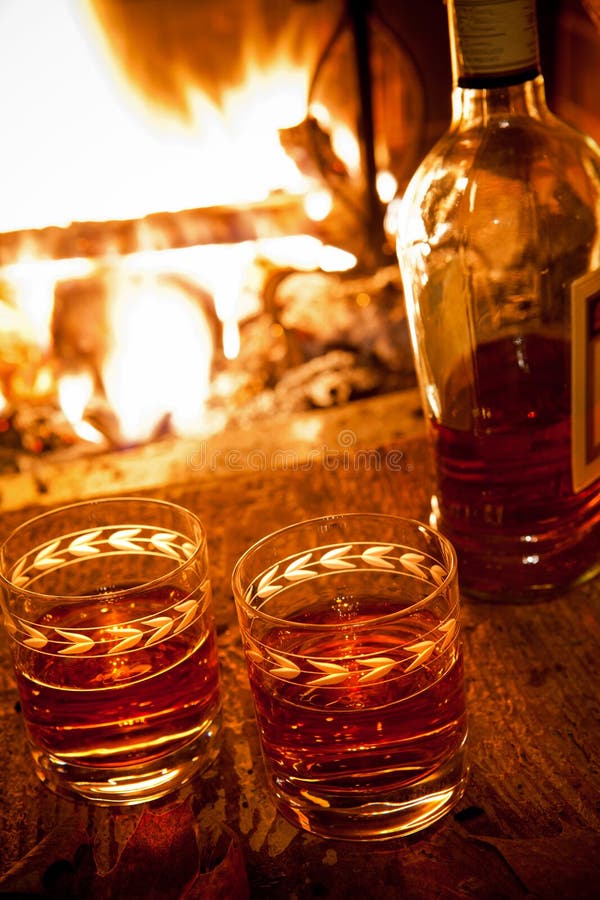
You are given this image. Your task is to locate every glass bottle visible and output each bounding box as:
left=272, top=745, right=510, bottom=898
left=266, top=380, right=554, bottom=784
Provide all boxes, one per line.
left=395, top=0, right=600, bottom=600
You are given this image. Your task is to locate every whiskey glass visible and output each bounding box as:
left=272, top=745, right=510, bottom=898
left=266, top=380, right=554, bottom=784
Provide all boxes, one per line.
left=0, top=497, right=222, bottom=804
left=232, top=513, right=468, bottom=841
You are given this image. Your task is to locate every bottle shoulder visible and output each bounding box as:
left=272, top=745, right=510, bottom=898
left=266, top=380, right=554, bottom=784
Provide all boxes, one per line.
left=395, top=105, right=600, bottom=292
left=398, top=109, right=600, bottom=241
left=413, top=109, right=600, bottom=183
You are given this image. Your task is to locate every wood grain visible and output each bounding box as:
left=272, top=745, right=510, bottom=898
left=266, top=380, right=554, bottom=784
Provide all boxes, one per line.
left=0, top=435, right=598, bottom=899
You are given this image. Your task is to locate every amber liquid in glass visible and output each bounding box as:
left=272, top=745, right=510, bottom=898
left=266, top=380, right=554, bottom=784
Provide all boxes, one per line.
left=247, top=600, right=466, bottom=807
left=432, top=335, right=600, bottom=595
left=14, top=586, right=220, bottom=769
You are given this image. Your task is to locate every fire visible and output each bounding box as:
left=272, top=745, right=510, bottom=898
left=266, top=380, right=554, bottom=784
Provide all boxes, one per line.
left=0, top=0, right=363, bottom=449
left=0, top=0, right=312, bottom=232
left=102, top=272, right=213, bottom=444
left=57, top=371, right=104, bottom=444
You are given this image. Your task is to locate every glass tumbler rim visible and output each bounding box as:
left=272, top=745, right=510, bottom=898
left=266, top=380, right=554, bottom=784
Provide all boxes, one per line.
left=231, top=511, right=458, bottom=627
left=0, top=495, right=207, bottom=605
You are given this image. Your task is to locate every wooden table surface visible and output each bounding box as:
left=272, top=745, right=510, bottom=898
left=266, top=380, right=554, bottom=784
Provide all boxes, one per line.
left=0, top=433, right=599, bottom=899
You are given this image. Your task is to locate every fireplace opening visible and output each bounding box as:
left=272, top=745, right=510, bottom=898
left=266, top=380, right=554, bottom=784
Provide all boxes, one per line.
left=0, top=0, right=441, bottom=471
left=1, top=0, right=596, bottom=481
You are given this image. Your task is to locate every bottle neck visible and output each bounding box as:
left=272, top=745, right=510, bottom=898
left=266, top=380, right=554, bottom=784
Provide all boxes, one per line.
left=446, top=0, right=547, bottom=122
left=447, top=0, right=541, bottom=89
left=451, top=74, right=549, bottom=124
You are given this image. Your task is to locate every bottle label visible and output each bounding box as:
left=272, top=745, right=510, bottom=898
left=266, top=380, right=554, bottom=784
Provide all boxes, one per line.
left=453, top=0, right=539, bottom=80
left=571, top=269, right=600, bottom=493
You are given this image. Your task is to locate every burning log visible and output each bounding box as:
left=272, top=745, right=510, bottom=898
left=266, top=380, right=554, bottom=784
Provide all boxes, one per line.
left=266, top=264, right=412, bottom=374
left=280, top=115, right=392, bottom=269
left=222, top=264, right=415, bottom=427
left=0, top=188, right=409, bottom=463
left=0, top=195, right=319, bottom=265
left=0, top=190, right=387, bottom=272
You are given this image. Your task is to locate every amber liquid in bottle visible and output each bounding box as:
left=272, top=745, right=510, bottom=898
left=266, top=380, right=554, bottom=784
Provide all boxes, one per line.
left=432, top=335, right=600, bottom=596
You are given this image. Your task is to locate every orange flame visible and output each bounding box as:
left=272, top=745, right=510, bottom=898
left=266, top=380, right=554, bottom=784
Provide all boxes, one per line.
left=0, top=0, right=312, bottom=232
left=0, top=0, right=361, bottom=446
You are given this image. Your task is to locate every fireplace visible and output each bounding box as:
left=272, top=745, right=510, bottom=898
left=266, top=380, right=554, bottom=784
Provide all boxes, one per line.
left=0, top=0, right=598, bottom=493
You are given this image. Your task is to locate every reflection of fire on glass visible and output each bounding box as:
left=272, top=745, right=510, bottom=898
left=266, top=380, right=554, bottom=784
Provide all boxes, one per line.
left=589, top=290, right=600, bottom=460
